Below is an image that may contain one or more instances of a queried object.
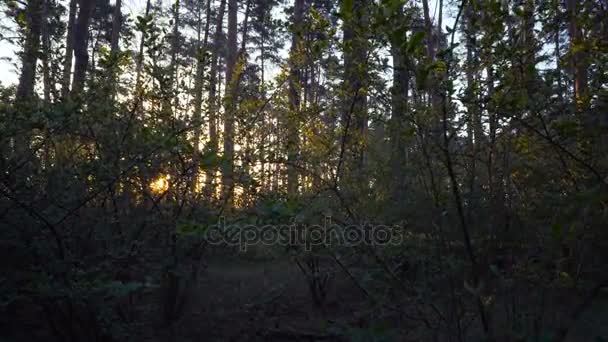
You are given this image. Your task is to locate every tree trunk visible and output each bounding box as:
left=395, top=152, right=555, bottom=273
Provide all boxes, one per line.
left=163, top=0, right=181, bottom=116
left=110, top=0, right=121, bottom=55
left=240, top=0, right=251, bottom=56
left=41, top=0, right=52, bottom=103
left=464, top=3, right=481, bottom=225
left=222, top=0, right=238, bottom=206
left=191, top=0, right=212, bottom=193
left=16, top=0, right=43, bottom=102
left=340, top=0, right=369, bottom=183
left=421, top=0, right=441, bottom=122
left=389, top=6, right=409, bottom=204
left=104, top=0, right=122, bottom=98
left=71, top=0, right=95, bottom=95
left=134, top=0, right=152, bottom=94
left=567, top=0, right=588, bottom=110
left=205, top=0, right=227, bottom=199
left=61, top=0, right=77, bottom=97
left=287, top=0, right=304, bottom=197
left=421, top=0, right=435, bottom=62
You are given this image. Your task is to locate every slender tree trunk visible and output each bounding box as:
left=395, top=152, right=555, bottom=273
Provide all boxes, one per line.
left=421, top=0, right=435, bottom=62
left=554, top=9, right=564, bottom=104
left=421, top=0, right=441, bottom=120
left=389, top=6, right=409, bottom=203
left=16, top=0, right=43, bottom=102
left=191, top=0, right=212, bottom=193
left=464, top=4, right=481, bottom=225
left=522, top=0, right=536, bottom=94
left=14, top=0, right=42, bottom=173
left=134, top=0, right=152, bottom=94
left=567, top=0, right=588, bottom=110
left=259, top=33, right=266, bottom=191
left=287, top=0, right=304, bottom=197
left=340, top=0, right=369, bottom=184
left=71, top=0, right=95, bottom=95
left=41, top=0, right=52, bottom=103
left=205, top=0, right=227, bottom=198
left=104, top=0, right=122, bottom=99
left=163, top=0, right=181, bottom=115
left=487, top=59, right=500, bottom=234
left=61, top=0, right=77, bottom=97
left=222, top=0, right=238, bottom=205
left=240, top=0, right=250, bottom=55
left=110, top=0, right=121, bottom=56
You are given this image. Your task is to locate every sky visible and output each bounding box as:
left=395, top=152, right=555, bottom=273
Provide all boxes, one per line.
left=0, top=15, right=19, bottom=86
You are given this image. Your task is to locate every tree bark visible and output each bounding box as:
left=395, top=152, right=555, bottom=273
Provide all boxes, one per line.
left=109, top=0, right=122, bottom=56
left=567, top=0, right=588, bottom=110
left=191, top=0, right=212, bottom=193
left=41, top=0, right=52, bottom=103
left=162, top=0, right=181, bottom=115
left=205, top=0, right=227, bottom=198
left=61, top=0, right=77, bottom=97
left=71, top=0, right=95, bottom=95
left=340, top=0, right=369, bottom=183
left=287, top=0, right=304, bottom=197
left=134, top=0, right=152, bottom=94
left=16, top=0, right=43, bottom=102
left=389, top=6, right=409, bottom=203
left=222, top=0, right=238, bottom=205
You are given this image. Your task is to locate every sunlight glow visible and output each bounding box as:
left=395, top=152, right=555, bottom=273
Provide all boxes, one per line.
left=150, top=174, right=170, bottom=193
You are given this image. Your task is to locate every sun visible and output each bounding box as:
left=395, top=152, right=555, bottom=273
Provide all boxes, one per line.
left=150, top=174, right=170, bottom=193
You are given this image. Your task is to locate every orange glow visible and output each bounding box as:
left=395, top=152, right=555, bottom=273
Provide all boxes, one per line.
left=150, top=174, right=170, bottom=193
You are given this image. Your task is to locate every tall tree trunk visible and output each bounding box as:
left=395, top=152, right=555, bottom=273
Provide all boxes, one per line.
left=421, top=0, right=441, bottom=122
left=287, top=0, right=304, bottom=197
left=389, top=6, right=409, bottom=204
left=521, top=0, right=536, bottom=95
left=240, top=0, right=250, bottom=55
left=71, top=0, right=95, bottom=95
left=464, top=3, right=482, bottom=225
left=191, top=0, right=212, bottom=193
left=340, top=0, right=369, bottom=184
left=554, top=5, right=564, bottom=104
left=109, top=0, right=121, bottom=55
left=134, top=0, right=152, bottom=94
left=61, top=0, right=77, bottom=97
left=567, top=0, right=588, bottom=110
left=16, top=0, right=43, bottom=101
left=259, top=31, right=266, bottom=191
left=14, top=0, right=42, bottom=174
left=222, top=0, right=238, bottom=205
left=104, top=0, right=122, bottom=98
left=421, top=0, right=435, bottom=62
left=163, top=0, right=181, bottom=116
left=41, top=0, right=52, bottom=104
left=205, top=0, right=227, bottom=199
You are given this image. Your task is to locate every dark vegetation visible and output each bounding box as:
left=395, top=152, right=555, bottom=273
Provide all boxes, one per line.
left=1, top=0, right=607, bottom=340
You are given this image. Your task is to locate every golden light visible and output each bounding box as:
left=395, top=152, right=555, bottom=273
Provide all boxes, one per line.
left=194, top=172, right=207, bottom=193
left=150, top=174, right=170, bottom=193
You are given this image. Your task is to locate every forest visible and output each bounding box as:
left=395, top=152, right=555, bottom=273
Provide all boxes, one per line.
left=0, top=0, right=607, bottom=340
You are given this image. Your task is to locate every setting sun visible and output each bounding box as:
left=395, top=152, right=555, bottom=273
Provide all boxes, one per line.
left=150, top=174, right=170, bottom=193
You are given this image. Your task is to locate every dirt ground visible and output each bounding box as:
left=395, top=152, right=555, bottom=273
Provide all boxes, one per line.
left=164, top=257, right=374, bottom=341
left=143, top=253, right=608, bottom=341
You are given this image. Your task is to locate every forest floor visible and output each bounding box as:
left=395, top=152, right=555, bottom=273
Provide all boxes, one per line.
left=161, top=256, right=373, bottom=341
left=147, top=253, right=608, bottom=341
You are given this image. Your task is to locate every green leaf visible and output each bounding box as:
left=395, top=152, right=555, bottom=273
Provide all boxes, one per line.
left=407, top=31, right=426, bottom=53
